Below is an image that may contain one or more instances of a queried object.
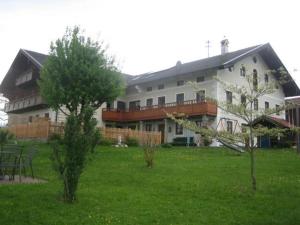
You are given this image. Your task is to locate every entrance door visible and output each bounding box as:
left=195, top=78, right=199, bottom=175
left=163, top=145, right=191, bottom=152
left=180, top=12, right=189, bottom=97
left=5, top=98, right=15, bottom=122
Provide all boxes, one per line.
left=260, top=135, right=270, bottom=148
left=158, top=124, right=165, bottom=144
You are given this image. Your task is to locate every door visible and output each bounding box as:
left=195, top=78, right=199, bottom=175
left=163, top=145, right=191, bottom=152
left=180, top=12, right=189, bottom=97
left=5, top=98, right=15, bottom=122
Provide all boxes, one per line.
left=158, top=96, right=165, bottom=107
left=158, top=124, right=165, bottom=144
left=117, top=101, right=125, bottom=111
left=260, top=135, right=270, bottom=148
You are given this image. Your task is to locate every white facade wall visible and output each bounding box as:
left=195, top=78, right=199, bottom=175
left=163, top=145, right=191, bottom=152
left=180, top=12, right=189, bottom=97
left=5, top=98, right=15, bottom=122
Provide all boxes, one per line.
left=215, top=54, right=286, bottom=133
left=116, top=70, right=217, bottom=109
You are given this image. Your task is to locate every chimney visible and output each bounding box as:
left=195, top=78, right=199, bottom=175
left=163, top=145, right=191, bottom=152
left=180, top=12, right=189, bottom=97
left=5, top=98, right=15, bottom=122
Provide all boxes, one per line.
left=221, top=38, right=229, bottom=55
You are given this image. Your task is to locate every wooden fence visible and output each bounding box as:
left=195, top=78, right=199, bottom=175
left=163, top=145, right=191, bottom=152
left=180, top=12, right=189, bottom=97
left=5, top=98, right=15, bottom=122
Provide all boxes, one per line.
left=7, top=121, right=161, bottom=145
left=100, top=127, right=161, bottom=145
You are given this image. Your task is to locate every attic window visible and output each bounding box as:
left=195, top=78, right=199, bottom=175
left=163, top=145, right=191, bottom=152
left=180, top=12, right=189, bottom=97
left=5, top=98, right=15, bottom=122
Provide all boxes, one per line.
left=197, top=76, right=205, bottom=82
left=240, top=66, right=246, bottom=77
left=177, top=80, right=184, bottom=86
left=158, top=84, right=164, bottom=90
left=253, top=69, right=258, bottom=91
left=264, top=74, right=269, bottom=84
left=228, top=66, right=233, bottom=72
left=253, top=56, right=257, bottom=63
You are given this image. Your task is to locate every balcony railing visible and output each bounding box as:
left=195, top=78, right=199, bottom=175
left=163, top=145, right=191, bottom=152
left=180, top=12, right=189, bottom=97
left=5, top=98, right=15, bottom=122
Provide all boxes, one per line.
left=4, top=95, right=46, bottom=113
left=102, top=100, right=217, bottom=122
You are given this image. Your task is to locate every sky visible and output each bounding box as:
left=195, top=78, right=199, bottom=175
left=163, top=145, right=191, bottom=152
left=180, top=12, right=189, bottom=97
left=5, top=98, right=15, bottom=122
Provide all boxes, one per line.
left=0, top=0, right=300, bottom=85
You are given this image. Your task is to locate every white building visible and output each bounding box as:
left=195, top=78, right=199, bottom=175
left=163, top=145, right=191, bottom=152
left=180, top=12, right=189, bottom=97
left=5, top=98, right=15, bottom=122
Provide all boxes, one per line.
left=1, top=40, right=299, bottom=145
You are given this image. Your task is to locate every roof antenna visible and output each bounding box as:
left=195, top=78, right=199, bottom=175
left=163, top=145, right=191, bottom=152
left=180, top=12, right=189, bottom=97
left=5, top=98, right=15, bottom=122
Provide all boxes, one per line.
left=205, top=40, right=211, bottom=57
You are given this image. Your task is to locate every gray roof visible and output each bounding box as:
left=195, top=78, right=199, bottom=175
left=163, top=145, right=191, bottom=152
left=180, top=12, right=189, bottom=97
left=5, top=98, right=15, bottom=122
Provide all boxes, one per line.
left=2, top=44, right=299, bottom=97
left=127, top=44, right=262, bottom=85
left=21, top=49, right=48, bottom=68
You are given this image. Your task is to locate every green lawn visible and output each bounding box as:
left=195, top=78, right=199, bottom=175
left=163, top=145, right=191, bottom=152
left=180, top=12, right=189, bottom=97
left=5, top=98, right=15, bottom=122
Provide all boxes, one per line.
left=1, top=145, right=300, bottom=225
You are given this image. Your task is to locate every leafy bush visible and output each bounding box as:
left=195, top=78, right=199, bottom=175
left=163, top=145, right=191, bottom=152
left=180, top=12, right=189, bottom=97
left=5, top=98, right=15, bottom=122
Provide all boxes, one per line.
left=203, top=136, right=212, bottom=146
left=48, top=133, right=62, bottom=144
left=0, top=129, right=15, bottom=151
left=126, top=137, right=139, bottom=147
left=161, top=143, right=172, bottom=148
left=99, top=138, right=114, bottom=146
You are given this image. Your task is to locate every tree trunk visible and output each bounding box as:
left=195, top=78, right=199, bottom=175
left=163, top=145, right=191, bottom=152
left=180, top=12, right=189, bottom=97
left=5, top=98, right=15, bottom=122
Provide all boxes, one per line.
left=250, top=147, right=256, bottom=191
left=249, top=125, right=256, bottom=191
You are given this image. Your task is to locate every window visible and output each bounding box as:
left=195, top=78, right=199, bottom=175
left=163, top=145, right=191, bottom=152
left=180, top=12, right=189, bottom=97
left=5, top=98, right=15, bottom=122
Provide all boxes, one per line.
left=253, top=69, right=258, bottom=91
left=45, top=113, right=49, bottom=118
left=265, top=101, right=269, bottom=110
left=241, top=123, right=247, bottom=133
left=176, top=123, right=183, bottom=135
left=264, top=74, right=269, bottom=84
left=253, top=56, right=257, bottom=63
left=146, top=98, right=153, bottom=107
left=276, top=104, right=280, bottom=115
left=226, top=91, right=232, bottom=104
left=176, top=93, right=184, bottom=104
left=168, top=126, right=172, bottom=133
left=129, top=100, right=140, bottom=111
left=254, top=98, right=258, bottom=110
left=146, top=87, right=152, bottom=92
left=196, top=90, right=206, bottom=102
left=28, top=116, right=32, bottom=123
left=227, top=121, right=233, bottom=134
left=241, top=94, right=246, bottom=106
left=158, top=84, right=164, bottom=90
left=197, top=76, right=205, bottom=82
left=158, top=96, right=165, bottom=106
left=240, top=66, right=246, bottom=77
left=177, top=80, right=184, bottom=86
left=145, top=124, right=152, bottom=131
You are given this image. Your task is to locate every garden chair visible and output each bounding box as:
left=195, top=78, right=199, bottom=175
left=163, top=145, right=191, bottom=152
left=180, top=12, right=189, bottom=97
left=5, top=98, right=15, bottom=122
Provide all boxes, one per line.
left=0, top=151, right=20, bottom=180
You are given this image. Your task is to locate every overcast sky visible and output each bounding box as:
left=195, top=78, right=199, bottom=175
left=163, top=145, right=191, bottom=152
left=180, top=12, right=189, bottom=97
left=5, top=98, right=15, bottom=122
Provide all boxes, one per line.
left=1, top=0, right=300, bottom=86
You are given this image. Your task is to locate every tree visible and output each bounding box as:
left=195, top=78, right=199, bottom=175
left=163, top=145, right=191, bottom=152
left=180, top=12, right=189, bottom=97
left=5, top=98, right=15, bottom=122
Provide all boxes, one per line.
left=168, top=66, right=291, bottom=191
left=39, top=26, right=124, bottom=202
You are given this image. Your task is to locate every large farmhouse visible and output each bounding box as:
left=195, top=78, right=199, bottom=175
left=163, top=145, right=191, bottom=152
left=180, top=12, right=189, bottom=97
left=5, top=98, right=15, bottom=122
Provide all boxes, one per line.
left=1, top=40, right=299, bottom=144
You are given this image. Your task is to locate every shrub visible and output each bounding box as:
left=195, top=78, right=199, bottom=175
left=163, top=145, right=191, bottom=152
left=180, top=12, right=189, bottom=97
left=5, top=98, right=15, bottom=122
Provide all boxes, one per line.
left=126, top=137, right=139, bottom=147
left=203, top=136, right=212, bottom=146
left=0, top=129, right=15, bottom=151
left=90, top=128, right=101, bottom=152
left=99, top=138, right=114, bottom=146
left=48, top=133, right=62, bottom=144
left=161, top=143, right=172, bottom=148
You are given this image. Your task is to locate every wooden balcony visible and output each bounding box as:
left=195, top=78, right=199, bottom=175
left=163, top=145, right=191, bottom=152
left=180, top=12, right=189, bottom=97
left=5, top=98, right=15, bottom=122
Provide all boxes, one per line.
left=4, top=95, right=47, bottom=113
left=102, top=100, right=217, bottom=122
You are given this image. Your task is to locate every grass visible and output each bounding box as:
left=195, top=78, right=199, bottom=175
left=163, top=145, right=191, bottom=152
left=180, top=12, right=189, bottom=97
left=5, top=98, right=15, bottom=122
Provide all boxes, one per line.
left=1, top=144, right=300, bottom=225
